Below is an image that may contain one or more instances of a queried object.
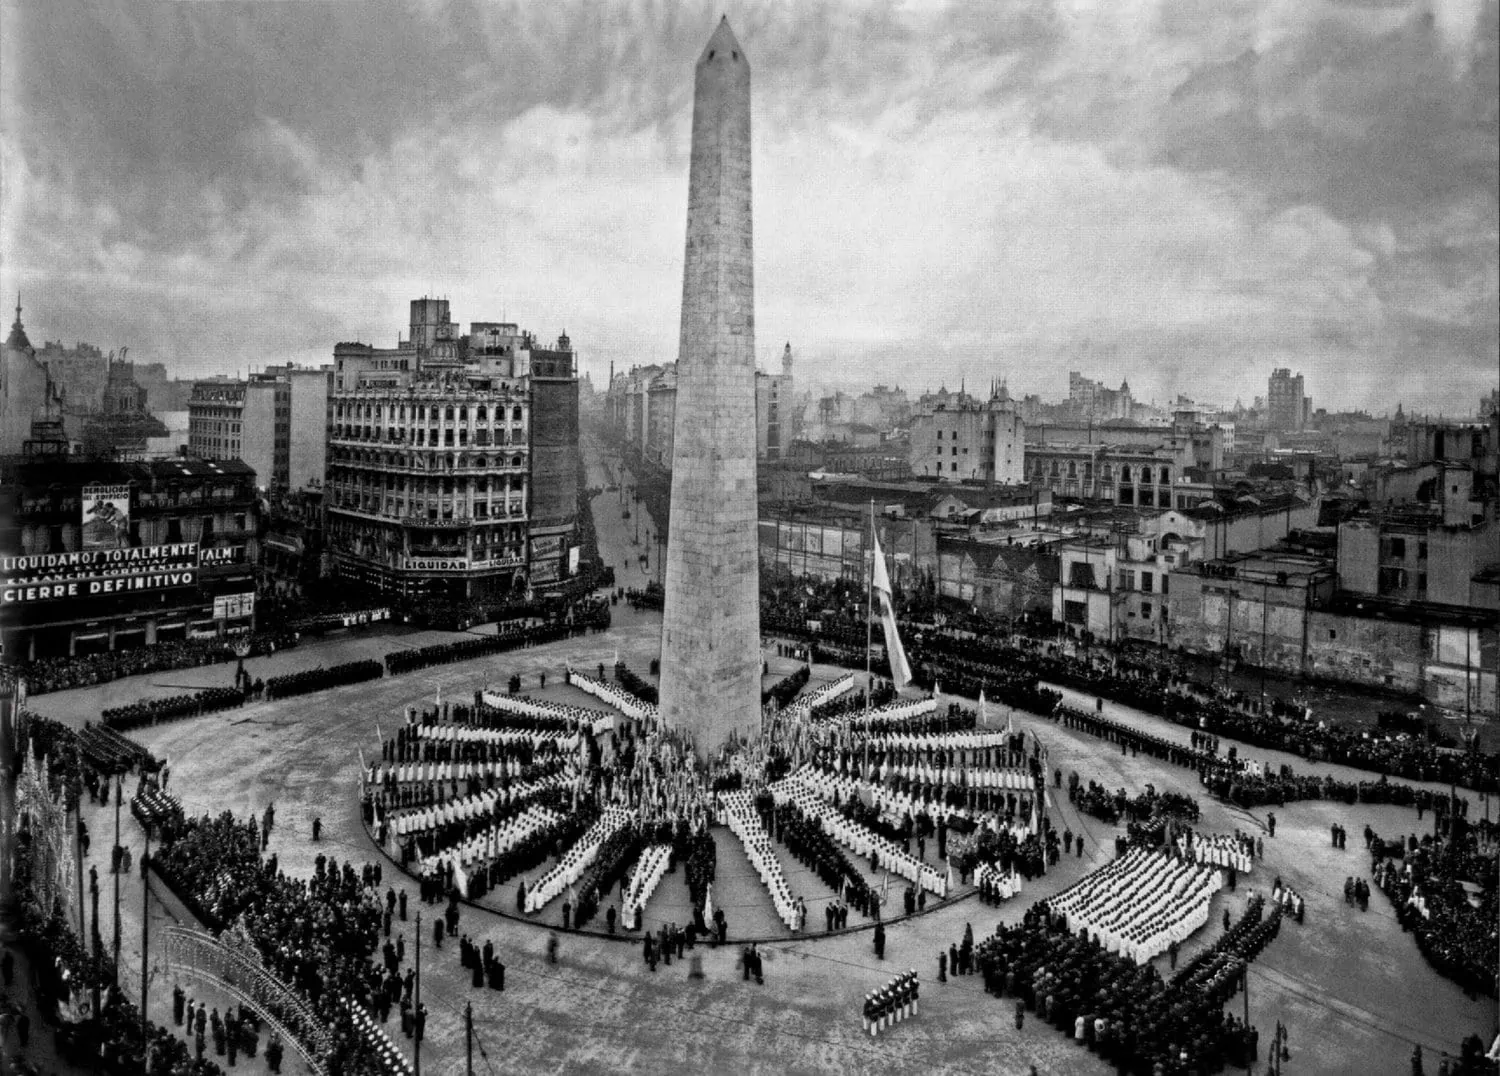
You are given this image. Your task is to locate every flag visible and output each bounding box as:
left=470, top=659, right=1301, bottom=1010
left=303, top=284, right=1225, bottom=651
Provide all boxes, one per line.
left=979, top=689, right=988, bottom=727
left=871, top=529, right=912, bottom=688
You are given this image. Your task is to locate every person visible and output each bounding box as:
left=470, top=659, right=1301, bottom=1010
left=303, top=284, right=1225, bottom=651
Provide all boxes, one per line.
left=874, top=922, right=886, bottom=960
left=265, top=1032, right=283, bottom=1074
left=1014, top=999, right=1024, bottom=1030
left=939, top=951, right=947, bottom=983
left=433, top=916, right=444, bottom=948
left=547, top=933, right=559, bottom=964
left=1266, top=812, right=1275, bottom=837
left=607, top=904, right=617, bottom=935
left=562, top=899, right=572, bottom=931
left=312, top=816, right=322, bottom=842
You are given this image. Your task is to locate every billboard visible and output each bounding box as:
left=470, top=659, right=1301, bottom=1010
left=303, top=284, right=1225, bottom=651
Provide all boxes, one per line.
left=1, top=543, right=200, bottom=605
left=530, top=534, right=565, bottom=561
left=213, top=592, right=256, bottom=619
left=81, top=484, right=131, bottom=550
left=568, top=546, right=580, bottom=575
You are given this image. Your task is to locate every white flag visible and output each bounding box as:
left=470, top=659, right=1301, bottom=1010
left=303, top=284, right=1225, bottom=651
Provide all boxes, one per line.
left=871, top=530, right=912, bottom=688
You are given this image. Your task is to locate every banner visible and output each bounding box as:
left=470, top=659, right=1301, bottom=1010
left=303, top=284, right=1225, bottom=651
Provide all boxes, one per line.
left=2, top=543, right=200, bottom=605
left=871, top=530, right=913, bottom=688
left=80, top=484, right=131, bottom=550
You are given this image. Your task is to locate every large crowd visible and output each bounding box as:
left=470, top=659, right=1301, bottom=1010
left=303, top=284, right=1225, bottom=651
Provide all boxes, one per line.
left=962, top=892, right=1280, bottom=1075
left=1371, top=821, right=1499, bottom=999
left=10, top=712, right=217, bottom=1075
left=4, top=630, right=297, bottom=696
left=150, top=810, right=411, bottom=1075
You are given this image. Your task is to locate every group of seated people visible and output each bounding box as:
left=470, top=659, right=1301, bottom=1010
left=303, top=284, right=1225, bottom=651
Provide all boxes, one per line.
left=1049, top=847, right=1223, bottom=966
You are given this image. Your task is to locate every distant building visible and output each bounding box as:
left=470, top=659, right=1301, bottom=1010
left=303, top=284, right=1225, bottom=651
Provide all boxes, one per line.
left=909, top=387, right=1024, bottom=484
left=1266, top=368, right=1309, bottom=433
left=1, top=302, right=68, bottom=456
left=607, top=343, right=794, bottom=463
left=188, top=364, right=331, bottom=493
left=1068, top=371, right=1134, bottom=421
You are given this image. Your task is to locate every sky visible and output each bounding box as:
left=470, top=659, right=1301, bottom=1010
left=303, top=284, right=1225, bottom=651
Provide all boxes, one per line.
left=2, top=0, right=1496, bottom=416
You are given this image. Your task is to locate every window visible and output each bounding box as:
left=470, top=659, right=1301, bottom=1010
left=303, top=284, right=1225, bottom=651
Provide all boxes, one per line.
left=1141, top=572, right=1154, bottom=594
left=1141, top=602, right=1152, bottom=618
left=1418, top=541, right=1428, bottom=561
left=1389, top=537, right=1406, bottom=559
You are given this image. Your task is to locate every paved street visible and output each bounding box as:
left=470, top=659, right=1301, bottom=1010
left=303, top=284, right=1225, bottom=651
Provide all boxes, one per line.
left=24, top=600, right=1497, bottom=1075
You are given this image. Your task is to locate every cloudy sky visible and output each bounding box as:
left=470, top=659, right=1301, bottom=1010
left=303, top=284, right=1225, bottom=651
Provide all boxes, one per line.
left=2, top=0, right=1495, bottom=414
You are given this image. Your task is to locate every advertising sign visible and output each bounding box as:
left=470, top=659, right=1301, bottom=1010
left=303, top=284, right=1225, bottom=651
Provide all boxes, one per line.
left=80, top=484, right=131, bottom=550
left=1, top=543, right=200, bottom=605
left=529, top=535, right=565, bottom=560
left=568, top=546, right=580, bottom=575
left=401, top=556, right=469, bottom=572
left=213, top=593, right=256, bottom=619
left=530, top=559, right=560, bottom=584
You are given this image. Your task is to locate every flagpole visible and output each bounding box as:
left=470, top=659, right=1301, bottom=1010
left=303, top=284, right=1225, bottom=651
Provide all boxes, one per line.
left=866, top=500, right=874, bottom=710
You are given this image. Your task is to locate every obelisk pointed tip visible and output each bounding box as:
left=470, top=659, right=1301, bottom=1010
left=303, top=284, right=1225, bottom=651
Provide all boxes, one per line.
left=699, top=15, right=745, bottom=66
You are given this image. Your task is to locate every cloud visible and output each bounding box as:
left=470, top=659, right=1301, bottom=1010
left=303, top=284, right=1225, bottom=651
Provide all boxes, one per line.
left=1, top=0, right=1494, bottom=415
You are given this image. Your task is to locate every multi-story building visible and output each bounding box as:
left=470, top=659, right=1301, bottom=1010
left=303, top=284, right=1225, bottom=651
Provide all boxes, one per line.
left=1052, top=528, right=1198, bottom=644
left=1, top=302, right=68, bottom=456
left=1067, top=371, right=1133, bottom=421
left=909, top=390, right=1024, bottom=483
left=755, top=343, right=795, bottom=462
left=189, top=364, right=330, bottom=493
left=324, top=298, right=580, bottom=599
left=1023, top=443, right=1182, bottom=507
left=0, top=422, right=261, bottom=659
left=608, top=344, right=794, bottom=463
left=1337, top=513, right=1499, bottom=608
left=1266, top=368, right=1309, bottom=432
left=187, top=377, right=248, bottom=465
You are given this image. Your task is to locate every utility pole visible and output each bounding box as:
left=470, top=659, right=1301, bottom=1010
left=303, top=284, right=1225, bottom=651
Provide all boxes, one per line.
left=90, top=869, right=101, bottom=1021
left=113, top=773, right=122, bottom=978
left=140, top=823, right=151, bottom=1060
left=414, top=911, right=422, bottom=1076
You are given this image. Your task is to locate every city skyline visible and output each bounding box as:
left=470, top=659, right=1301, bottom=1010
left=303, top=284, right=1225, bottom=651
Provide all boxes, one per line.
left=2, top=0, right=1496, bottom=415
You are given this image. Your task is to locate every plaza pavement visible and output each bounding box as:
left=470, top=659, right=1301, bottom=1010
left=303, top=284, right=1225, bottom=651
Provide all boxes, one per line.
left=15, top=451, right=1496, bottom=1073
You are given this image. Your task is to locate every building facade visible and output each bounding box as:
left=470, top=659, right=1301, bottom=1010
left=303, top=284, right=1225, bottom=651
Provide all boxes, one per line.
left=1267, top=368, right=1308, bottom=432
left=909, top=393, right=1024, bottom=483
left=189, top=364, right=329, bottom=493
left=324, top=299, right=580, bottom=599
left=0, top=444, right=261, bottom=660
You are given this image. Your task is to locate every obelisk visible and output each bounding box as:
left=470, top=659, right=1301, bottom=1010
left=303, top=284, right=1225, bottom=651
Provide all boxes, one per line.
left=659, top=16, right=761, bottom=761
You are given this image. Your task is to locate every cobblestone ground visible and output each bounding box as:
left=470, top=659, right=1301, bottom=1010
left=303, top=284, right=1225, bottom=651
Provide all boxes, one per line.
left=15, top=450, right=1496, bottom=1074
